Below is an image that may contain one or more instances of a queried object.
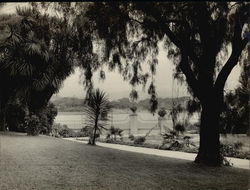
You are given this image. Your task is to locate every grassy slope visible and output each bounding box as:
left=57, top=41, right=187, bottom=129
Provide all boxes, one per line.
left=0, top=132, right=249, bottom=190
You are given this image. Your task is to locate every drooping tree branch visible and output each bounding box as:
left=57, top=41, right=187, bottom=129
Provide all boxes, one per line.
left=130, top=5, right=200, bottom=65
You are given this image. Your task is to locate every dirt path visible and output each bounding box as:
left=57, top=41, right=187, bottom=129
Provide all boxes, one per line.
left=0, top=132, right=249, bottom=190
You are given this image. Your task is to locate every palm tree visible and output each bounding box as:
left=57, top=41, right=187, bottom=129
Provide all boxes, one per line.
left=0, top=7, right=75, bottom=131
left=83, top=89, right=112, bottom=145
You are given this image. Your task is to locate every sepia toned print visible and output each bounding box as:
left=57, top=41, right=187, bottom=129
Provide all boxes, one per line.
left=0, top=2, right=249, bottom=190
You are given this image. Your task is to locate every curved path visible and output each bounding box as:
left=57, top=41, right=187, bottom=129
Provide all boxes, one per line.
left=64, top=138, right=249, bottom=170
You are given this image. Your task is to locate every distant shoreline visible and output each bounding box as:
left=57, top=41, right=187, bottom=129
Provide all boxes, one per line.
left=52, top=96, right=190, bottom=114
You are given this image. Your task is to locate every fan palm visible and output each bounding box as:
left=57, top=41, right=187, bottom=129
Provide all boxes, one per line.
left=83, top=89, right=112, bottom=145
left=0, top=6, right=75, bottom=131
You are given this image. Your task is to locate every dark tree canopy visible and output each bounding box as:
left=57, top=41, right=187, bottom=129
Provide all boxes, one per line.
left=53, top=2, right=248, bottom=117
left=0, top=8, right=75, bottom=112
left=80, top=2, right=249, bottom=165
left=0, top=6, right=77, bottom=132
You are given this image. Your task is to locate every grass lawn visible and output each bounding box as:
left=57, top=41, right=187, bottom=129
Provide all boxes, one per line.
left=0, top=132, right=249, bottom=190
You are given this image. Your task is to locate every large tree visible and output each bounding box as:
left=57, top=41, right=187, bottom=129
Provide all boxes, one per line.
left=78, top=2, right=249, bottom=165
left=0, top=6, right=76, bottom=131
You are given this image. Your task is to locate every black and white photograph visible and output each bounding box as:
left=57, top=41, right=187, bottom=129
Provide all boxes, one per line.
left=0, top=2, right=249, bottom=190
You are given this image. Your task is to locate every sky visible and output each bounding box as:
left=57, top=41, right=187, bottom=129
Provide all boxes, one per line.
left=56, top=49, right=241, bottom=100
left=55, top=48, right=189, bottom=100
left=0, top=3, right=242, bottom=100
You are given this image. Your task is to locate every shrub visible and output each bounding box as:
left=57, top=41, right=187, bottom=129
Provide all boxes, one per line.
left=25, top=114, right=41, bottom=136
left=130, top=106, right=137, bottom=113
left=236, top=152, right=250, bottom=159
left=161, top=132, right=176, bottom=146
left=160, top=132, right=192, bottom=151
left=128, top=134, right=135, bottom=141
left=59, top=128, right=73, bottom=138
left=168, top=140, right=184, bottom=150
left=158, top=108, right=167, bottom=117
left=134, top=136, right=146, bottom=145
left=169, top=130, right=178, bottom=137
left=39, top=103, right=58, bottom=134
left=5, top=103, right=26, bottom=132
left=80, top=126, right=93, bottom=137
left=220, top=142, right=243, bottom=157
left=106, top=126, right=123, bottom=142
left=174, top=123, right=185, bottom=134
left=51, top=123, right=73, bottom=137
left=105, top=134, right=113, bottom=143
left=20, top=103, right=58, bottom=136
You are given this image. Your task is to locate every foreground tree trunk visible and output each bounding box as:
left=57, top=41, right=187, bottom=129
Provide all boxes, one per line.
left=91, top=125, right=97, bottom=145
left=195, top=91, right=224, bottom=166
left=0, top=111, right=6, bottom=131
left=91, top=117, right=99, bottom=145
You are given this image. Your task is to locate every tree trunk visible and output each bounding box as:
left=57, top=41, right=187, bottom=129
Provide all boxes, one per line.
left=195, top=94, right=223, bottom=166
left=0, top=111, right=6, bottom=131
left=91, top=118, right=98, bottom=145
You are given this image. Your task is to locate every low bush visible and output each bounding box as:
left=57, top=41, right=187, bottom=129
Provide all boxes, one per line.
left=98, top=135, right=249, bottom=159
left=80, top=126, right=93, bottom=137
left=169, top=130, right=178, bottom=137
left=128, top=134, right=135, bottom=141
left=174, top=123, right=185, bottom=134
left=220, top=142, right=243, bottom=158
left=134, top=136, right=146, bottom=145
left=236, top=152, right=250, bottom=159
left=130, top=106, right=137, bottom=113
left=51, top=123, right=73, bottom=137
left=160, top=132, right=197, bottom=151
left=25, top=114, right=41, bottom=136
left=106, top=126, right=123, bottom=142
left=105, top=135, right=114, bottom=143
left=158, top=108, right=167, bottom=117
left=59, top=128, right=71, bottom=137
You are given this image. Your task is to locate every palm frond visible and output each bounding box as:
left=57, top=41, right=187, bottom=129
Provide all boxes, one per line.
left=82, top=89, right=112, bottom=134
left=25, top=42, right=42, bottom=56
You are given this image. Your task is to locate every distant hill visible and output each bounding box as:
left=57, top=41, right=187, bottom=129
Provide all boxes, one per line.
left=51, top=96, right=190, bottom=112
left=51, top=97, right=85, bottom=112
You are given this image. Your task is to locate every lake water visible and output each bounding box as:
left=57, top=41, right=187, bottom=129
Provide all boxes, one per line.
left=55, top=111, right=199, bottom=135
left=55, top=112, right=160, bottom=128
